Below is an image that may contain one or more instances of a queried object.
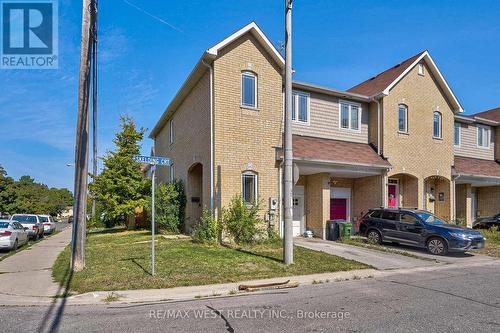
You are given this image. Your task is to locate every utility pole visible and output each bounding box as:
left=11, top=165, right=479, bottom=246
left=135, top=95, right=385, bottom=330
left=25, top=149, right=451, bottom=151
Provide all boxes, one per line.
left=283, top=0, right=294, bottom=265
left=91, top=0, right=98, bottom=219
left=71, top=0, right=95, bottom=272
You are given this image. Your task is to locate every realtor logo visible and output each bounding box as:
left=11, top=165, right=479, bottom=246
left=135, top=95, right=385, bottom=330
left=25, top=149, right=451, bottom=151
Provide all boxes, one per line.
left=1, top=0, right=58, bottom=69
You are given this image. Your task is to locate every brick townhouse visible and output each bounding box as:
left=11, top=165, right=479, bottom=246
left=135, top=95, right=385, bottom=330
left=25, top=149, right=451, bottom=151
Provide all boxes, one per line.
left=149, top=22, right=500, bottom=236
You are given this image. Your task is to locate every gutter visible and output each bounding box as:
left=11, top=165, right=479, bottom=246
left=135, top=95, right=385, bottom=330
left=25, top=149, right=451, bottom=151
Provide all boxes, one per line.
left=201, top=59, right=215, bottom=212
left=369, top=93, right=387, bottom=156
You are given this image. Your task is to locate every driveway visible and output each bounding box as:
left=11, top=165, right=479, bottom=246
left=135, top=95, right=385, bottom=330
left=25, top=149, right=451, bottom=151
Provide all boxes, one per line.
left=295, top=238, right=441, bottom=270
left=0, top=226, right=72, bottom=305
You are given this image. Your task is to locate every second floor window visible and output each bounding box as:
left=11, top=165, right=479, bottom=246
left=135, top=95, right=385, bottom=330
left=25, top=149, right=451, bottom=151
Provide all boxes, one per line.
left=398, top=104, right=408, bottom=133
left=433, top=111, right=442, bottom=139
left=477, top=126, right=490, bottom=148
left=454, top=123, right=460, bottom=146
left=339, top=101, right=360, bottom=131
left=241, top=72, right=257, bottom=108
left=242, top=171, right=257, bottom=204
left=292, top=91, right=309, bottom=123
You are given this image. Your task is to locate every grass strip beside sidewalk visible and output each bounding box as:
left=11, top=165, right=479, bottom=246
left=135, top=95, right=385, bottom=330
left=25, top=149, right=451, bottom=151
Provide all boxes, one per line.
left=53, top=229, right=369, bottom=293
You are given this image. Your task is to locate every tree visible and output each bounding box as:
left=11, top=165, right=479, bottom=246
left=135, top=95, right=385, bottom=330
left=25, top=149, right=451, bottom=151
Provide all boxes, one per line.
left=89, top=115, right=150, bottom=227
left=0, top=165, right=15, bottom=214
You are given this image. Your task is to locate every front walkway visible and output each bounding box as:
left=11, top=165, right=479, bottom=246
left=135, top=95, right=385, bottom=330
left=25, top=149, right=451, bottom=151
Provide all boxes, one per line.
left=0, top=227, right=72, bottom=305
left=295, top=238, right=440, bottom=270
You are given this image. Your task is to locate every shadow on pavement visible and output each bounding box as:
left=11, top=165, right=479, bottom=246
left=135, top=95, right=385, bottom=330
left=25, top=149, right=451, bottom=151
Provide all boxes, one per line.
left=37, top=264, right=73, bottom=333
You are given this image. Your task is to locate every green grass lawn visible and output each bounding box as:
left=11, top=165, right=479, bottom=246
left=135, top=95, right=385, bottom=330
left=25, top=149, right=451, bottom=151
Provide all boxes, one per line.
left=53, top=229, right=369, bottom=294
left=474, top=229, right=500, bottom=258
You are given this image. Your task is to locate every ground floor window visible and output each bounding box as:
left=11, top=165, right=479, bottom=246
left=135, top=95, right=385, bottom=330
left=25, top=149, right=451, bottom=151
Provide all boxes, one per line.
left=242, top=171, right=257, bottom=204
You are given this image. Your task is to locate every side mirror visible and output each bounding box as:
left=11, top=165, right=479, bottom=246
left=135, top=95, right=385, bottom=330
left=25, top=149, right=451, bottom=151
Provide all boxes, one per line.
left=24, top=227, right=29, bottom=230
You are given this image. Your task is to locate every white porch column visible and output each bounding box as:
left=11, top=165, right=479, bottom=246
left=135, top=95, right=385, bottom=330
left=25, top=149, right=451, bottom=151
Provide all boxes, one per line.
left=382, top=172, right=388, bottom=208
left=465, top=184, right=473, bottom=227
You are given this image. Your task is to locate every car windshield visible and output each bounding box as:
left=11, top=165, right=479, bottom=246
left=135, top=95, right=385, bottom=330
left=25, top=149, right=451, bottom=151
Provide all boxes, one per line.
left=39, top=216, right=49, bottom=222
left=12, top=215, right=37, bottom=223
left=416, top=212, right=446, bottom=225
left=0, top=222, right=10, bottom=228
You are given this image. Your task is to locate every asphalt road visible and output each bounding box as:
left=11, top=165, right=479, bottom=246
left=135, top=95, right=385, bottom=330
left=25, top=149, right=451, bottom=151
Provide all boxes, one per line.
left=1, top=261, right=499, bottom=333
left=0, top=222, right=68, bottom=258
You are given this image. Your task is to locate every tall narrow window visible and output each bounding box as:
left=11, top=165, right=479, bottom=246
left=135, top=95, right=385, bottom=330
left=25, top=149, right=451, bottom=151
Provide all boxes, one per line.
left=169, top=119, right=174, bottom=144
left=477, top=126, right=490, bottom=148
left=454, top=123, right=460, bottom=146
left=433, top=112, right=442, bottom=138
left=170, top=163, right=175, bottom=182
left=241, top=72, right=257, bottom=108
left=398, top=104, right=408, bottom=133
left=242, top=171, right=257, bottom=204
left=339, top=101, right=361, bottom=131
left=292, top=91, right=309, bottom=123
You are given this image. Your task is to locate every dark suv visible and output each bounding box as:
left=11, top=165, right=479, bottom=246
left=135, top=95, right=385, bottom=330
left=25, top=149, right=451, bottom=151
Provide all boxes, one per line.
left=359, top=208, right=486, bottom=255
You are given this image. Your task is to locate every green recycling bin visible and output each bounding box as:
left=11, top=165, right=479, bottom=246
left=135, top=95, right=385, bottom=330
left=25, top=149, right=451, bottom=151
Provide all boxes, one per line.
left=338, top=222, right=353, bottom=239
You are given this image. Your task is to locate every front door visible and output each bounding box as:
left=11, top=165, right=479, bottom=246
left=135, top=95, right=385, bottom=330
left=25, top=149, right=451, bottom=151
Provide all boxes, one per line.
left=292, top=196, right=304, bottom=236
left=330, top=198, right=347, bottom=220
left=388, top=183, right=398, bottom=208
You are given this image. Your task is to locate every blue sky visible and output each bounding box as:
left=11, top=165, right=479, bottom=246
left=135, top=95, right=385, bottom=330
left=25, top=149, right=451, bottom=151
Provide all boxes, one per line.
left=1, top=0, right=499, bottom=190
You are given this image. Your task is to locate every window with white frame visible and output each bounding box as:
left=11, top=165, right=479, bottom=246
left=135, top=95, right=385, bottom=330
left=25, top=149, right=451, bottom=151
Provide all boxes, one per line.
left=433, top=111, right=442, bottom=138
left=418, top=63, right=425, bottom=76
left=242, top=171, right=257, bottom=204
left=169, top=163, right=174, bottom=182
left=339, top=101, right=360, bottom=131
left=398, top=104, right=408, bottom=133
left=169, top=119, right=174, bottom=144
left=292, top=91, right=309, bottom=123
left=454, top=123, right=460, bottom=146
left=477, top=125, right=490, bottom=148
left=241, top=71, right=257, bottom=108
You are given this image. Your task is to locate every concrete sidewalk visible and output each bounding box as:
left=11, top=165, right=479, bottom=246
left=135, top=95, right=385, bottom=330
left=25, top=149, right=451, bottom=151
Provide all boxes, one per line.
left=294, top=237, right=441, bottom=270
left=0, top=226, right=71, bottom=305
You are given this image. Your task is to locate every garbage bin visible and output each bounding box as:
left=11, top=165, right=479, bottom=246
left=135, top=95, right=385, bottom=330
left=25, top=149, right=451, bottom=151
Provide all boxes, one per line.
left=338, top=221, right=353, bottom=239
left=326, top=220, right=340, bottom=241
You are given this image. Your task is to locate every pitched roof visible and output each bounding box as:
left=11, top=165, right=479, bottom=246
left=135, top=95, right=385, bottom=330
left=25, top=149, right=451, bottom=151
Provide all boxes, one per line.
left=347, top=51, right=463, bottom=113
left=472, top=107, right=500, bottom=123
left=454, top=156, right=500, bottom=178
left=292, top=135, right=391, bottom=168
left=150, top=22, right=283, bottom=138
left=347, top=51, right=425, bottom=96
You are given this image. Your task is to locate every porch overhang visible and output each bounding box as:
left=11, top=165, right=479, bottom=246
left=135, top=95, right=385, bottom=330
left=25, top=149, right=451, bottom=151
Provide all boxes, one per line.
left=294, top=158, right=389, bottom=178
left=453, top=174, right=500, bottom=187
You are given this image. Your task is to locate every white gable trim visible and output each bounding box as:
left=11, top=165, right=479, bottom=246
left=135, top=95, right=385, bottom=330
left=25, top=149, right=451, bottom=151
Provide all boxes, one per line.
left=207, top=22, right=284, bottom=67
left=382, top=51, right=464, bottom=113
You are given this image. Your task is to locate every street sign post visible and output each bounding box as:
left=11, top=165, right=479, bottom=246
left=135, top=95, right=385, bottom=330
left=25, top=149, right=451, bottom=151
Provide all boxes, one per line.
left=133, top=155, right=170, bottom=276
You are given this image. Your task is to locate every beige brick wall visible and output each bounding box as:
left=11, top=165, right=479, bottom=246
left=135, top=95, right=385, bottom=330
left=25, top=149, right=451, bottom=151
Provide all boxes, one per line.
left=304, top=173, right=330, bottom=238
left=477, top=186, right=500, bottom=217
left=381, top=61, right=455, bottom=217
left=212, top=33, right=283, bottom=223
left=154, top=71, right=211, bottom=231
left=353, top=175, right=383, bottom=221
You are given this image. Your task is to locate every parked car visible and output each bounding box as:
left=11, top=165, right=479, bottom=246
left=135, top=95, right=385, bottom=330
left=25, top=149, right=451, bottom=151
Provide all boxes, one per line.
left=0, top=220, right=29, bottom=250
left=38, top=215, right=56, bottom=234
left=473, top=214, right=500, bottom=230
left=10, top=214, right=44, bottom=240
left=359, top=208, right=486, bottom=255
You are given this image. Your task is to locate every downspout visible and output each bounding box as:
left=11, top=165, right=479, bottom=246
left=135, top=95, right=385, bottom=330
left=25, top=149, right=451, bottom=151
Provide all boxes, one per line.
left=201, top=59, right=214, bottom=212
left=374, top=98, right=381, bottom=155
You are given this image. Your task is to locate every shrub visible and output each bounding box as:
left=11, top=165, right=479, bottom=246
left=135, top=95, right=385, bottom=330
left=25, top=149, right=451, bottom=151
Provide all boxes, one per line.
left=223, top=195, right=263, bottom=244
left=148, top=180, right=186, bottom=233
left=454, top=218, right=466, bottom=227
left=193, top=209, right=220, bottom=244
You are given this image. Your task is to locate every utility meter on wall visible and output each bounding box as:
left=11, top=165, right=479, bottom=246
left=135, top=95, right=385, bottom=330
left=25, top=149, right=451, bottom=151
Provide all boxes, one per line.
left=269, top=197, right=278, bottom=211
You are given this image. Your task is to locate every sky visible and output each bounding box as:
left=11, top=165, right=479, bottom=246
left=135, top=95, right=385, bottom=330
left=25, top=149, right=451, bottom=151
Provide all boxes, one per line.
left=0, top=0, right=499, bottom=190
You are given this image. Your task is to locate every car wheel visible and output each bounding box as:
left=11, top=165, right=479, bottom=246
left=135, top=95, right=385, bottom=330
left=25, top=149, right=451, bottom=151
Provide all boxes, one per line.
left=427, top=237, right=448, bottom=255
left=366, top=230, right=382, bottom=244
left=12, top=239, right=18, bottom=250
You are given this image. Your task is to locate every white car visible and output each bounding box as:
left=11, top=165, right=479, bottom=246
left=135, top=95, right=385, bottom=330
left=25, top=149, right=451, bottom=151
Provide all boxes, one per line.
left=38, top=215, right=56, bottom=234
left=10, top=214, right=44, bottom=240
left=0, top=220, right=29, bottom=250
